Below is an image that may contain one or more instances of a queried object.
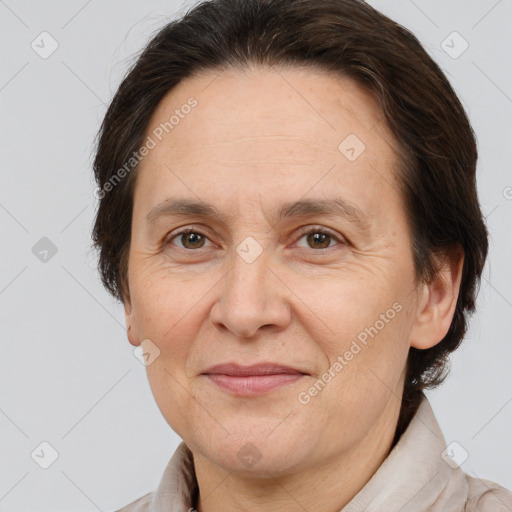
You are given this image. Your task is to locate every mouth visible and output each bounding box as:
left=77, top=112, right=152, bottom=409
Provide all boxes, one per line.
left=201, top=363, right=308, bottom=397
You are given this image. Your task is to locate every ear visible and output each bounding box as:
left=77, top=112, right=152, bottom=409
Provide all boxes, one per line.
left=410, top=246, right=464, bottom=350
left=123, top=294, right=141, bottom=347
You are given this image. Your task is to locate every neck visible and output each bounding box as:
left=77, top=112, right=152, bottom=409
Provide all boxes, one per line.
left=193, top=395, right=403, bottom=512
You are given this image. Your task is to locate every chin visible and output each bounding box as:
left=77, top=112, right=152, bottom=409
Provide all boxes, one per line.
left=187, top=420, right=317, bottom=477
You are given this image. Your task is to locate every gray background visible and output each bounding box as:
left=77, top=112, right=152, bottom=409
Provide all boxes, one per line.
left=1, top=0, right=511, bottom=510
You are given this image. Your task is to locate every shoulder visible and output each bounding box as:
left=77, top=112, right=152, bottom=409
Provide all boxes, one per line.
left=113, top=491, right=153, bottom=512
left=464, top=474, right=512, bottom=512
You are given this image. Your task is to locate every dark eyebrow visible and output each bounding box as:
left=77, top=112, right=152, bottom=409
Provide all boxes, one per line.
left=279, top=198, right=368, bottom=229
left=145, top=197, right=369, bottom=230
left=146, top=198, right=226, bottom=225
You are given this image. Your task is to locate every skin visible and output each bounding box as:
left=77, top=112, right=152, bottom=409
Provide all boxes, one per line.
left=123, top=65, right=463, bottom=512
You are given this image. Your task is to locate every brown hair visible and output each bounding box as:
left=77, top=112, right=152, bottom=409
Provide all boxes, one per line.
left=91, top=0, right=488, bottom=441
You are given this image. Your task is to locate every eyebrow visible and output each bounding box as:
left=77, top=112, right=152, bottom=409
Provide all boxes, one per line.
left=145, top=196, right=370, bottom=230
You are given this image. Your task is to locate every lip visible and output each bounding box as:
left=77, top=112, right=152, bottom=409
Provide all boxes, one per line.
left=202, top=363, right=308, bottom=396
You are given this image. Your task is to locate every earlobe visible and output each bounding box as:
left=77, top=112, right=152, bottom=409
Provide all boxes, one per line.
left=123, top=298, right=141, bottom=347
left=410, top=247, right=464, bottom=350
left=126, top=324, right=141, bottom=347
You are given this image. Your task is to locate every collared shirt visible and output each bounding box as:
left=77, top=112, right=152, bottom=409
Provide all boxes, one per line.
left=115, top=394, right=512, bottom=511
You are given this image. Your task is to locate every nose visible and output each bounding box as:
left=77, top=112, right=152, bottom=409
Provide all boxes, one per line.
left=209, top=249, right=292, bottom=339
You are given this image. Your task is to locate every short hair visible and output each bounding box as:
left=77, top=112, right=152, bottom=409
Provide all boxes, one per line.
left=91, top=0, right=489, bottom=439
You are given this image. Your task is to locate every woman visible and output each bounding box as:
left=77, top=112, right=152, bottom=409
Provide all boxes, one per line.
left=91, top=0, right=512, bottom=510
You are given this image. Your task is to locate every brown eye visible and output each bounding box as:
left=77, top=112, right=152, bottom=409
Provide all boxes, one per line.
left=295, top=227, right=344, bottom=251
left=305, top=232, right=332, bottom=249
left=167, top=230, right=211, bottom=250
left=181, top=232, right=206, bottom=249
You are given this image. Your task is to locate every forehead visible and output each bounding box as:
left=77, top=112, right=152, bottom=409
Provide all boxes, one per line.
left=146, top=64, right=393, bottom=148
left=133, top=65, right=403, bottom=227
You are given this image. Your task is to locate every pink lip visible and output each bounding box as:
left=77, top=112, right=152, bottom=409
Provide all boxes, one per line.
left=202, top=363, right=307, bottom=396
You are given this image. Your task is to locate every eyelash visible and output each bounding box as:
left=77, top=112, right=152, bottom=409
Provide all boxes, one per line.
left=163, top=225, right=346, bottom=253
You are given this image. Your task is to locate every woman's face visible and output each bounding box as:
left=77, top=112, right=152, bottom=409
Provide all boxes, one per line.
left=124, top=66, right=429, bottom=476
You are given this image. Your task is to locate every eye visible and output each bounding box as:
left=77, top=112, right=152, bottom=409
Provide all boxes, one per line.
left=164, top=225, right=346, bottom=252
left=293, top=226, right=345, bottom=250
left=165, top=229, right=214, bottom=250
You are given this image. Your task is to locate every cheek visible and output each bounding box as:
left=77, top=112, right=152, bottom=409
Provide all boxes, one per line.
left=294, top=271, right=402, bottom=353
left=131, top=263, right=204, bottom=328
left=133, top=273, right=208, bottom=431
left=144, top=363, right=195, bottom=439
left=305, top=302, right=410, bottom=439
left=301, top=272, right=411, bottom=400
